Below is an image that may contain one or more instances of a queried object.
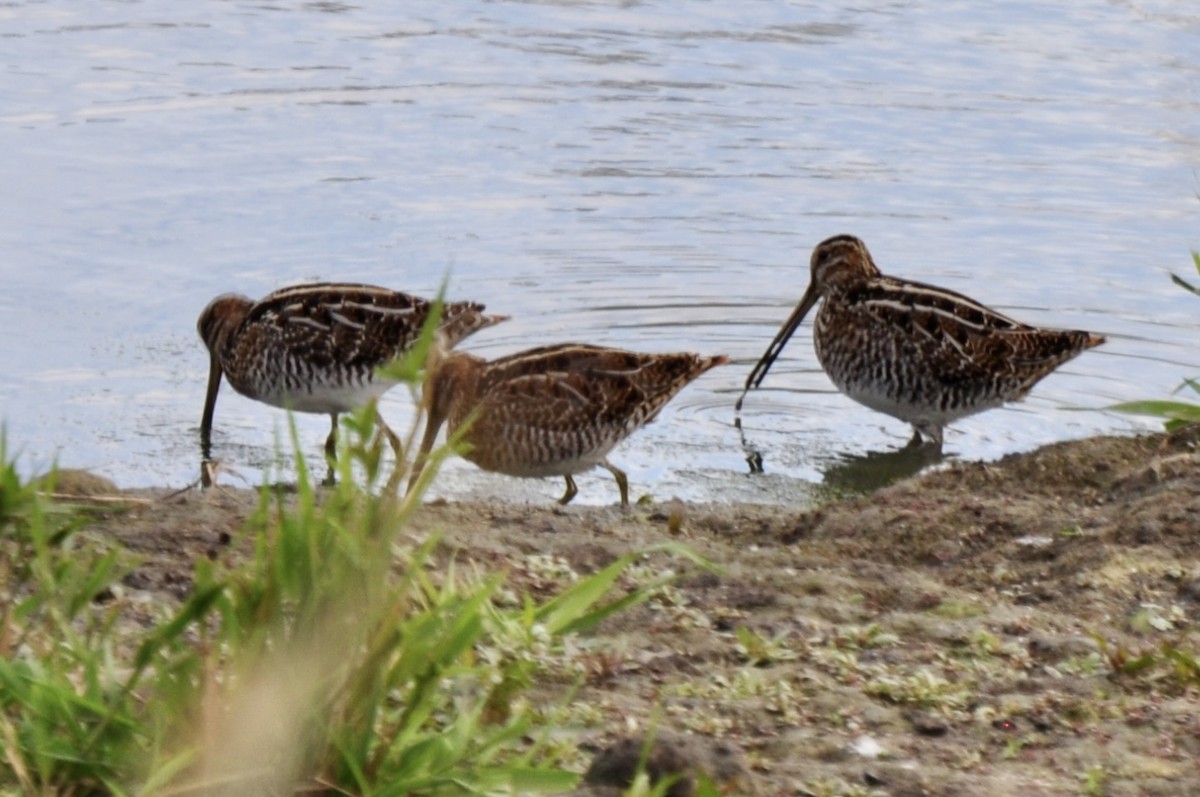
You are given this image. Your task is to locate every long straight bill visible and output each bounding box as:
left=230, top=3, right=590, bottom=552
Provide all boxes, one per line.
left=735, top=284, right=820, bottom=412
left=200, top=355, right=223, bottom=441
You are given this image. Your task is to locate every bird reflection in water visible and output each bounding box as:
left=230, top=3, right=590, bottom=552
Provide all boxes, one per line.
left=734, top=416, right=943, bottom=494
left=733, top=415, right=766, bottom=475
left=818, top=441, right=945, bottom=495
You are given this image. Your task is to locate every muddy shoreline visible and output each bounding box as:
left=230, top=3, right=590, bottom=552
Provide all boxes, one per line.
left=67, top=431, right=1200, bottom=796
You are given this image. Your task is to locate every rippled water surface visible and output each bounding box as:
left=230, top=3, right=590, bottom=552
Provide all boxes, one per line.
left=1, top=1, right=1198, bottom=504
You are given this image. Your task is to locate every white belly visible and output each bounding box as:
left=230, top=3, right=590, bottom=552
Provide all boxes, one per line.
left=252, top=378, right=397, bottom=415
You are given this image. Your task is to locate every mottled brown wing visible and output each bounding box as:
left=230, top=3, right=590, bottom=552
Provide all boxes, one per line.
left=475, top=345, right=722, bottom=434
left=245, top=283, right=496, bottom=371
left=241, top=283, right=428, bottom=371
left=855, top=276, right=1027, bottom=333
left=854, top=277, right=1098, bottom=390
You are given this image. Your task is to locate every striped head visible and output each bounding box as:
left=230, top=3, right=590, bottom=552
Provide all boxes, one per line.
left=197, top=293, right=255, bottom=441
left=738, top=234, right=880, bottom=401
left=808, top=234, right=881, bottom=295
left=439, top=301, right=509, bottom=349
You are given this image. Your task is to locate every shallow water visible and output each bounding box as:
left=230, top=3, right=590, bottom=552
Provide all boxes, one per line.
left=1, top=1, right=1197, bottom=504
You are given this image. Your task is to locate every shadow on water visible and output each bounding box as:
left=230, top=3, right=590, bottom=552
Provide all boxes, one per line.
left=735, top=414, right=943, bottom=495
left=818, top=443, right=945, bottom=495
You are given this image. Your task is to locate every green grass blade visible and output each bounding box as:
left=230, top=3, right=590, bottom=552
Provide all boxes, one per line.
left=1104, top=400, right=1200, bottom=423
left=1169, top=272, right=1200, bottom=296
left=533, top=553, right=633, bottom=635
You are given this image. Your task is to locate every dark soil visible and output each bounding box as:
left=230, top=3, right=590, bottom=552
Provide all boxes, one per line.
left=71, top=431, right=1200, bottom=796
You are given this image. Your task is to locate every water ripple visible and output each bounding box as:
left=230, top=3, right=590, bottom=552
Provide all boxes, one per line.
left=0, top=0, right=1196, bottom=499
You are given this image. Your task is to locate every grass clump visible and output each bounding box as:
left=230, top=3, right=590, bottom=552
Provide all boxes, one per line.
left=0, top=328, right=694, bottom=794
left=0, top=431, right=150, bottom=795
left=1108, top=252, right=1200, bottom=430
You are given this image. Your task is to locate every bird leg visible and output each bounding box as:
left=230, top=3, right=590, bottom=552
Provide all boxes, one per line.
left=322, top=413, right=339, bottom=486
left=906, top=423, right=944, bottom=455
left=600, top=460, right=630, bottom=508
left=558, top=475, right=579, bottom=505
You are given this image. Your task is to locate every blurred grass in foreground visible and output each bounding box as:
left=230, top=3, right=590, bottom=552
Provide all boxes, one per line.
left=0, top=319, right=703, bottom=796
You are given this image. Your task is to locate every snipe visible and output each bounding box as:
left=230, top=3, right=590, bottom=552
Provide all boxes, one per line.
left=410, top=343, right=729, bottom=506
left=737, top=235, right=1105, bottom=450
left=197, top=282, right=506, bottom=464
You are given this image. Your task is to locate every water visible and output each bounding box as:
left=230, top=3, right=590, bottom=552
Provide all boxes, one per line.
left=1, top=1, right=1197, bottom=505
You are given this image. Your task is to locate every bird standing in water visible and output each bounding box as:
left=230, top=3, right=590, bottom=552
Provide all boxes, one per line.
left=738, top=234, right=1105, bottom=451
left=197, top=282, right=506, bottom=470
left=411, top=342, right=729, bottom=506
